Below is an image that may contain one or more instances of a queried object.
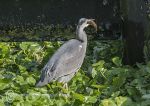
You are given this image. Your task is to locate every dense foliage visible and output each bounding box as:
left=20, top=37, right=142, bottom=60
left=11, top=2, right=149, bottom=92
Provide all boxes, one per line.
left=0, top=41, right=150, bottom=106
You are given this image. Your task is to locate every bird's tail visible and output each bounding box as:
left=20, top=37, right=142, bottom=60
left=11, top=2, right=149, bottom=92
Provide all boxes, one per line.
left=36, top=72, right=51, bottom=87
left=35, top=79, right=48, bottom=87
left=36, top=64, right=54, bottom=87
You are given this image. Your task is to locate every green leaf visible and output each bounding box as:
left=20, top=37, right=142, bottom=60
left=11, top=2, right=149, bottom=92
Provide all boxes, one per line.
left=92, top=68, right=97, bottom=78
left=34, top=87, right=47, bottom=93
left=115, top=96, right=135, bottom=106
left=0, top=79, right=10, bottom=90
left=0, top=44, right=9, bottom=57
left=13, top=92, right=24, bottom=102
left=111, top=91, right=120, bottom=98
left=127, top=88, right=137, bottom=96
left=0, top=100, right=5, bottom=106
left=112, top=57, right=122, bottom=67
left=26, top=76, right=36, bottom=85
left=100, top=99, right=116, bottom=106
left=19, top=43, right=28, bottom=50
left=92, top=60, right=105, bottom=67
left=18, top=65, right=27, bottom=73
left=22, top=101, right=32, bottom=106
left=91, top=84, right=106, bottom=89
left=26, top=90, right=41, bottom=103
left=84, top=96, right=97, bottom=103
left=15, top=76, right=25, bottom=85
left=72, top=92, right=85, bottom=102
left=55, top=99, right=66, bottom=106
left=112, top=76, right=125, bottom=89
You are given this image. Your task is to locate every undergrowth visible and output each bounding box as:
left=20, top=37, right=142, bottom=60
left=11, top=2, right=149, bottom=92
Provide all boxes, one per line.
left=0, top=41, right=149, bottom=106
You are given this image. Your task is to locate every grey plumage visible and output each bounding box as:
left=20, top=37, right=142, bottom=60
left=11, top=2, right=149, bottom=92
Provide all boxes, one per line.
left=36, top=18, right=97, bottom=87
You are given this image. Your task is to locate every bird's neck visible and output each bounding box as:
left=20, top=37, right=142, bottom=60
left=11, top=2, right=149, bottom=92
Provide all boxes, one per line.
left=76, top=26, right=87, bottom=43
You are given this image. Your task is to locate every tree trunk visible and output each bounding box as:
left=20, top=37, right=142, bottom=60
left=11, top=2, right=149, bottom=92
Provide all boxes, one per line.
left=121, top=0, right=149, bottom=65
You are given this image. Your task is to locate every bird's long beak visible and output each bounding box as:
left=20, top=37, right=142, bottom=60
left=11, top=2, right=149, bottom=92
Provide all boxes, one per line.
left=87, top=19, right=97, bottom=31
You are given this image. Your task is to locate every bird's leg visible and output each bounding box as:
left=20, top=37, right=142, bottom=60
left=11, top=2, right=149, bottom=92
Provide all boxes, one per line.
left=63, top=83, right=68, bottom=90
left=61, top=83, right=70, bottom=97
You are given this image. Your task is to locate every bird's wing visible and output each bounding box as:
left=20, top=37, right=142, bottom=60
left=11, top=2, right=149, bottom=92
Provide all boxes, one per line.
left=53, top=40, right=86, bottom=79
left=36, top=39, right=86, bottom=86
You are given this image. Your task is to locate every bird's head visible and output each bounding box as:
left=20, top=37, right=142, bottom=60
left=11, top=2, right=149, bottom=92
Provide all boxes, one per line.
left=78, top=18, right=97, bottom=31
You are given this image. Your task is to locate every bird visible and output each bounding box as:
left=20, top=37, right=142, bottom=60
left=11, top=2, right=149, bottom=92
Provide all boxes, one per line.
left=36, top=18, right=97, bottom=88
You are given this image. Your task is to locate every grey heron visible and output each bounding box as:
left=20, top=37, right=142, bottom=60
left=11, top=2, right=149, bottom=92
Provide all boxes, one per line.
left=36, top=18, right=97, bottom=87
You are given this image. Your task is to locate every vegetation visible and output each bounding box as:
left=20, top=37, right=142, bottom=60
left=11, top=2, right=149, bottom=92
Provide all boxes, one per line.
left=0, top=25, right=75, bottom=41
left=0, top=40, right=150, bottom=106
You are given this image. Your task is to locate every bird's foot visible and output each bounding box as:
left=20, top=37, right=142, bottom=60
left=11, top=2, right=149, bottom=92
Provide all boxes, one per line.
left=63, top=83, right=68, bottom=90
